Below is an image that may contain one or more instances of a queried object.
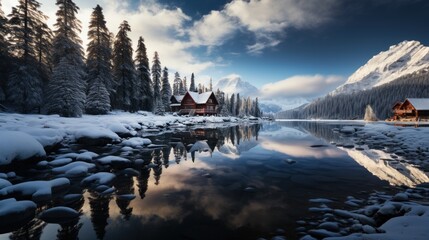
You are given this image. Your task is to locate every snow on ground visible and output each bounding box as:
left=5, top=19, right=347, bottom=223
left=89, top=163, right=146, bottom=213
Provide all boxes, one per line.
left=0, top=111, right=253, bottom=166
left=300, top=187, right=429, bottom=240
left=0, top=131, right=46, bottom=165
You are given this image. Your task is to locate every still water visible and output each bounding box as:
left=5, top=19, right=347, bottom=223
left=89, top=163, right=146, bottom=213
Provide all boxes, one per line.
left=2, top=121, right=412, bottom=240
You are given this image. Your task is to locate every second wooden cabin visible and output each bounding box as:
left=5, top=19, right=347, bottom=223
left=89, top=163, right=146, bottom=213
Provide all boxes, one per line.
left=392, top=98, right=429, bottom=121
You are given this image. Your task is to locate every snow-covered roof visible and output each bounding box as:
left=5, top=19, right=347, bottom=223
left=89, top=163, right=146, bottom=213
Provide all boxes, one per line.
left=171, top=95, right=184, bottom=102
left=187, top=91, right=215, bottom=104
left=406, top=98, right=429, bottom=110
left=170, top=103, right=181, bottom=107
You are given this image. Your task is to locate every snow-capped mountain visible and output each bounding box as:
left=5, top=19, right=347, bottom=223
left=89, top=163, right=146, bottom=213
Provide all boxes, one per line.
left=331, top=40, right=429, bottom=95
left=214, top=74, right=259, bottom=97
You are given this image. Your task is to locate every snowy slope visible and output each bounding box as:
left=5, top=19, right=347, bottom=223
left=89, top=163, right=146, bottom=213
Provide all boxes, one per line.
left=331, top=40, right=429, bottom=95
left=214, top=74, right=259, bottom=97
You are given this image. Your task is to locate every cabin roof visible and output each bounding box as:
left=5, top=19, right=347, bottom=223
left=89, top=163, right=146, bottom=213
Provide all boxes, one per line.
left=186, top=91, right=216, bottom=104
left=406, top=98, right=429, bottom=110
left=171, top=95, right=184, bottom=102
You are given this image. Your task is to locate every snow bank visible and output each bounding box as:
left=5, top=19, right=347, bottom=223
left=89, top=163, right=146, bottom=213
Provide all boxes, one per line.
left=74, top=127, right=119, bottom=140
left=0, top=131, right=46, bottom=166
left=0, top=178, right=70, bottom=202
left=19, top=128, right=65, bottom=148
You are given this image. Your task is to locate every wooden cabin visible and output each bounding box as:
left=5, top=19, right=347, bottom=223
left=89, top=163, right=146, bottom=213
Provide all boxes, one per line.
left=392, top=98, right=429, bottom=121
left=170, top=91, right=218, bottom=116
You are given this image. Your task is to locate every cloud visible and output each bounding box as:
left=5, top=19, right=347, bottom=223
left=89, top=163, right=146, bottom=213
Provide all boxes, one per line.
left=188, top=10, right=237, bottom=49
left=261, top=74, right=346, bottom=98
left=186, top=0, right=340, bottom=55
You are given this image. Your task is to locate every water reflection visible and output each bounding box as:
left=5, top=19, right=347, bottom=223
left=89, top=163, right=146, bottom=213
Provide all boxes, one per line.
left=2, top=122, right=424, bottom=240
left=279, top=121, right=429, bottom=187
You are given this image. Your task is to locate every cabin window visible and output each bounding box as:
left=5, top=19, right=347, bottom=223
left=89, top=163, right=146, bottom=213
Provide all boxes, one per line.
left=208, top=99, right=213, bottom=103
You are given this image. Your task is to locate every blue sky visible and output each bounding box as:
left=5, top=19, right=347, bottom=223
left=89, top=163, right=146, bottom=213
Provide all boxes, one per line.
left=3, top=0, right=429, bottom=103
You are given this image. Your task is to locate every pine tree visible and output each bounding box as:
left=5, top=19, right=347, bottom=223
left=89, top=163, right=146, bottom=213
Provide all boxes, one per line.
left=151, top=51, right=162, bottom=112
left=254, top=97, right=261, bottom=117
left=0, top=1, right=9, bottom=101
left=45, top=58, right=85, bottom=117
left=135, top=36, right=152, bottom=111
left=7, top=0, right=50, bottom=112
left=182, top=76, right=187, bottom=92
left=51, top=0, right=85, bottom=71
left=173, top=72, right=181, bottom=95
left=230, top=93, right=235, bottom=115
left=34, top=22, right=53, bottom=86
left=161, top=67, right=171, bottom=112
left=209, top=78, right=213, bottom=92
left=85, top=4, right=112, bottom=113
left=189, top=73, right=196, bottom=92
left=236, top=93, right=240, bottom=116
left=112, top=20, right=135, bottom=111
left=85, top=76, right=110, bottom=114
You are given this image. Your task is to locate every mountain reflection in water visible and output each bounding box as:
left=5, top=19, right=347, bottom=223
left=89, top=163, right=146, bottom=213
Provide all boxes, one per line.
left=279, top=121, right=429, bottom=187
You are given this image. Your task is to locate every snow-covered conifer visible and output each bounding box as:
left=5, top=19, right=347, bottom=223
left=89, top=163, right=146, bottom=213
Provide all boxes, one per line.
left=173, top=72, right=181, bottom=96
left=135, top=36, right=153, bottom=111
left=45, top=58, right=85, bottom=117
left=7, top=0, right=50, bottom=112
left=85, top=76, right=110, bottom=114
left=86, top=4, right=112, bottom=113
left=46, top=0, right=86, bottom=117
left=161, top=67, right=171, bottom=112
left=189, top=73, right=196, bottom=92
left=0, top=1, right=10, bottom=100
left=151, top=51, right=161, bottom=111
left=112, top=20, right=135, bottom=111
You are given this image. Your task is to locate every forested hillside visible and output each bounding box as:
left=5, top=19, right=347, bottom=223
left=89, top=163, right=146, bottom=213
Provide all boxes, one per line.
left=277, top=70, right=429, bottom=120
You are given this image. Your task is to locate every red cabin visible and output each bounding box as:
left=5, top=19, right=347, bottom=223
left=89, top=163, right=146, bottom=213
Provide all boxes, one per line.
left=392, top=98, right=429, bottom=121
left=170, top=91, right=218, bottom=115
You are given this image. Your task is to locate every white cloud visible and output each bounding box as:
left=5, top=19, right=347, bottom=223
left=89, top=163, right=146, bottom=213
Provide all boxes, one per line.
left=185, top=0, right=339, bottom=55
left=188, top=10, right=237, bottom=49
left=261, top=74, right=345, bottom=98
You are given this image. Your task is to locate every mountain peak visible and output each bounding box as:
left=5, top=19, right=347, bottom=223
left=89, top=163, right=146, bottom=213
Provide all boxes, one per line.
left=214, top=75, right=259, bottom=97
left=331, top=40, right=429, bottom=95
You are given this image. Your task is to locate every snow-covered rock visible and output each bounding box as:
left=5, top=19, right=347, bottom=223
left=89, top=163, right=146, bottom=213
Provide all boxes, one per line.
left=0, top=178, right=70, bottom=202
left=39, top=206, right=80, bottom=224
left=74, top=127, right=120, bottom=145
left=0, top=198, right=37, bottom=233
left=0, top=179, right=12, bottom=189
left=331, top=40, right=429, bottom=96
left=0, top=131, right=46, bottom=166
left=97, top=156, right=131, bottom=167
left=52, top=162, right=96, bottom=177
left=81, top=172, right=116, bottom=187
left=48, top=158, right=73, bottom=167
left=121, top=137, right=152, bottom=148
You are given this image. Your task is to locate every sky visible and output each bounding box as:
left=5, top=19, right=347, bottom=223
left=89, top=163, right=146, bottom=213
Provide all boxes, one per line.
left=2, top=0, right=429, bottom=106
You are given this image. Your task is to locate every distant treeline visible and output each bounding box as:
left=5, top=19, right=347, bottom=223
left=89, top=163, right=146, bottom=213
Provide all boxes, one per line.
left=276, top=70, right=429, bottom=120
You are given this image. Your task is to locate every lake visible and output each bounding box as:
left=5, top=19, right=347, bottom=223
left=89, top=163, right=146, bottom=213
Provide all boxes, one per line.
left=2, top=121, right=417, bottom=240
